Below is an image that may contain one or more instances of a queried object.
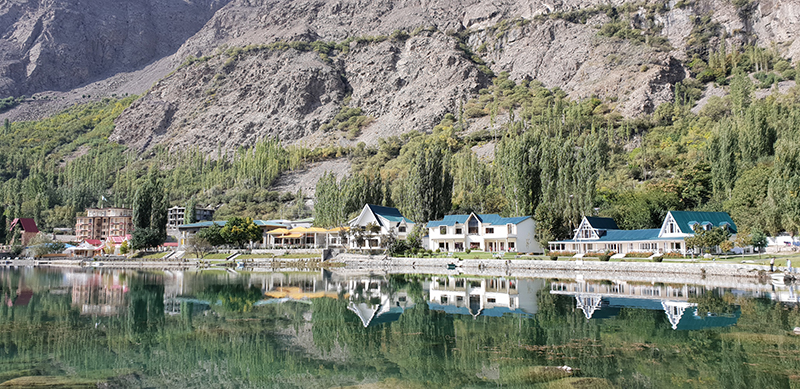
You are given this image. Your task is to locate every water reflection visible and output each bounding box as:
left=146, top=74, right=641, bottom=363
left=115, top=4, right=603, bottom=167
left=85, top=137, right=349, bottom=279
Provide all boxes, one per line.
left=550, top=280, right=740, bottom=329
left=0, top=267, right=798, bottom=388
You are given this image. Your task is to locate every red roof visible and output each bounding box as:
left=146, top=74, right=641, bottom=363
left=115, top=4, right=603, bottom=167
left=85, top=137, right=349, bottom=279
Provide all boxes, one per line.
left=9, top=218, right=39, bottom=233
left=163, top=242, right=179, bottom=247
left=85, top=239, right=103, bottom=247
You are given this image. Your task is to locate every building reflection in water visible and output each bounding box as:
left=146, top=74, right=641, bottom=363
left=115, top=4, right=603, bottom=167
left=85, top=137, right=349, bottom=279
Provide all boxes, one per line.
left=549, top=280, right=740, bottom=330
left=427, top=276, right=543, bottom=318
left=52, top=268, right=800, bottom=331
left=67, top=272, right=129, bottom=316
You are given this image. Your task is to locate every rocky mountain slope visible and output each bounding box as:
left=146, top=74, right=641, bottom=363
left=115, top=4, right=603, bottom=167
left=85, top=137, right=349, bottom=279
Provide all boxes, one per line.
left=4, top=0, right=800, bottom=153
left=0, top=0, right=230, bottom=97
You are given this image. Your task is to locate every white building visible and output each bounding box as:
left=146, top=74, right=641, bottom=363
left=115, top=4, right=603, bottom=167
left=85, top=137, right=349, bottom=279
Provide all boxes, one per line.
left=426, top=213, right=543, bottom=254
left=427, top=276, right=544, bottom=318
left=548, top=211, right=738, bottom=255
left=349, top=204, right=415, bottom=249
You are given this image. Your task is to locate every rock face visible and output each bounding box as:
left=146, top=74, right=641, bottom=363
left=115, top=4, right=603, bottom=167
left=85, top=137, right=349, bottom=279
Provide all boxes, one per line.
left=111, top=32, right=487, bottom=152
left=6, top=0, right=800, bottom=152
left=0, top=0, right=230, bottom=97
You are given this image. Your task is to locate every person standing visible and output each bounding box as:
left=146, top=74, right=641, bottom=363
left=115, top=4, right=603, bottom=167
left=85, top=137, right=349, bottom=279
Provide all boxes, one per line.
left=788, top=259, right=793, bottom=274
left=770, top=257, right=775, bottom=272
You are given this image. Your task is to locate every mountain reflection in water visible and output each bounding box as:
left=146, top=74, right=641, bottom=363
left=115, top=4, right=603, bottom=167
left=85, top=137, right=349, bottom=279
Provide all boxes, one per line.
left=0, top=267, right=797, bottom=388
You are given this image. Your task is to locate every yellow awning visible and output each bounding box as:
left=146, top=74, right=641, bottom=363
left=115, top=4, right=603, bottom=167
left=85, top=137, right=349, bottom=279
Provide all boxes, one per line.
left=267, top=228, right=291, bottom=235
left=280, top=233, right=303, bottom=238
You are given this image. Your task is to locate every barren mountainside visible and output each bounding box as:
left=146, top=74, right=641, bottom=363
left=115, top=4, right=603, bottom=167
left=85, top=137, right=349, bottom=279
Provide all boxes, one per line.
left=3, top=0, right=800, bottom=152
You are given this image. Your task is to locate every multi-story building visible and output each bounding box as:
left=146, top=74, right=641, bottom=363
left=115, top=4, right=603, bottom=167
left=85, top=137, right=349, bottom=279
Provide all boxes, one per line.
left=426, top=213, right=543, bottom=254
left=75, top=208, right=133, bottom=241
left=167, top=206, right=215, bottom=229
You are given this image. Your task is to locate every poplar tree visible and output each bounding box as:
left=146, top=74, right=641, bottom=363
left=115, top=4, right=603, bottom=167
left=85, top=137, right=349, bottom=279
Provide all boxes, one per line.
left=401, top=143, right=452, bottom=223
left=131, top=171, right=168, bottom=250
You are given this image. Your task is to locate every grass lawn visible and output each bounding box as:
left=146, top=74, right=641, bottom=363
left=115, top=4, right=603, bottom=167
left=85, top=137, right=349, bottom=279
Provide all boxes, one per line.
left=136, top=252, right=168, bottom=259
left=185, top=253, right=230, bottom=260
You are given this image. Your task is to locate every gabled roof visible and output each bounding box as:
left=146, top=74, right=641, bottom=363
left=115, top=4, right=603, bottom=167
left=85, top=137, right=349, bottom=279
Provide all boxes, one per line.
left=669, top=211, right=737, bottom=234
left=367, top=204, right=414, bottom=224
left=584, top=216, right=619, bottom=230
left=9, top=218, right=38, bottom=233
left=84, top=239, right=103, bottom=247
left=552, top=228, right=662, bottom=243
left=426, top=213, right=531, bottom=228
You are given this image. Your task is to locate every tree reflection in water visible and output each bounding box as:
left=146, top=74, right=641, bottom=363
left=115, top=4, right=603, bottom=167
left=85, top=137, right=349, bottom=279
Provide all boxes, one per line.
left=0, top=268, right=795, bottom=388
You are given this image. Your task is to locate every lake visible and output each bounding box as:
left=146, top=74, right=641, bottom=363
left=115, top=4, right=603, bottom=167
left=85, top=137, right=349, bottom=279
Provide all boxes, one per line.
left=0, top=266, right=798, bottom=388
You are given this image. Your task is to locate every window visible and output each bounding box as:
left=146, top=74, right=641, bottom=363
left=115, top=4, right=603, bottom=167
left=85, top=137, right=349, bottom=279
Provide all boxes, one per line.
left=669, top=223, right=675, bottom=233
left=398, top=226, right=406, bottom=233
left=485, top=227, right=494, bottom=234
left=455, top=228, right=462, bottom=234
left=468, top=217, right=479, bottom=234
left=439, top=242, right=446, bottom=249
left=508, top=242, right=515, bottom=249
left=439, top=226, right=447, bottom=235
left=441, top=296, right=448, bottom=304
left=488, top=298, right=496, bottom=303
left=507, top=224, right=513, bottom=234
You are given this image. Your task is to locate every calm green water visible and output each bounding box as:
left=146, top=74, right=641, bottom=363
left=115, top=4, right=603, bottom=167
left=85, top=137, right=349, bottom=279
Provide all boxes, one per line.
left=0, top=267, right=798, bottom=388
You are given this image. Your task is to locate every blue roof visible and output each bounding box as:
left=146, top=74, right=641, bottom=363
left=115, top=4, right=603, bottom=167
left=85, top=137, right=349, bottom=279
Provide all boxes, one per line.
left=254, top=220, right=289, bottom=227
left=585, top=216, right=619, bottom=230
left=552, top=228, right=662, bottom=243
left=427, top=302, right=533, bottom=318
left=178, top=220, right=226, bottom=229
left=368, top=204, right=414, bottom=224
left=178, top=220, right=287, bottom=229
left=669, top=211, right=737, bottom=234
left=426, top=213, right=531, bottom=228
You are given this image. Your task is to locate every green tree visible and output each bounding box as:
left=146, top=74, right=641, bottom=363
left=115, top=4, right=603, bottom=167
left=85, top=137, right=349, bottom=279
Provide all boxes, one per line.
left=685, top=225, right=732, bottom=254
left=120, top=240, right=130, bottom=255
left=0, top=205, right=5, bottom=245
left=184, top=198, right=197, bottom=225
left=400, top=142, right=452, bottom=223
left=729, top=70, right=753, bottom=116
left=750, top=227, right=768, bottom=253
left=131, top=171, right=168, bottom=251
left=220, top=217, right=261, bottom=248
left=197, top=223, right=226, bottom=247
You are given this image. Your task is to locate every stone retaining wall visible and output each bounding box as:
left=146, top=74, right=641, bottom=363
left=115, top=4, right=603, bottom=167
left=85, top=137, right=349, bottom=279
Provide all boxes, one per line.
left=334, top=255, right=776, bottom=283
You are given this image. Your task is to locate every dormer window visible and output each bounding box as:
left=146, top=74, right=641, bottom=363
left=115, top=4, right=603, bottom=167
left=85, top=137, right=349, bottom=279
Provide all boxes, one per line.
left=468, top=217, right=479, bottom=235
left=485, top=227, right=494, bottom=234
left=439, top=226, right=447, bottom=235
left=507, top=224, right=513, bottom=234
left=398, top=226, right=406, bottom=233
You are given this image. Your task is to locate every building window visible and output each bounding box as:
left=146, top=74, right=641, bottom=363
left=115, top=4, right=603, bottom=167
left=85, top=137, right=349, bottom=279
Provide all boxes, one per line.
left=488, top=298, right=496, bottom=303
left=398, top=226, right=406, bottom=233
left=455, top=228, right=462, bottom=234
left=485, top=227, right=494, bottom=234
left=439, top=242, right=446, bottom=249
left=468, top=218, right=479, bottom=234
left=669, top=223, right=675, bottom=233
left=509, top=242, right=515, bottom=249
left=507, top=224, right=513, bottom=234
left=440, top=226, right=447, bottom=235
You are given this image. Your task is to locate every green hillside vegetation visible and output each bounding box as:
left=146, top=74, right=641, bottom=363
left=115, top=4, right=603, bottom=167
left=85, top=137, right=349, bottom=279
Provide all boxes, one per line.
left=2, top=28, right=800, bottom=246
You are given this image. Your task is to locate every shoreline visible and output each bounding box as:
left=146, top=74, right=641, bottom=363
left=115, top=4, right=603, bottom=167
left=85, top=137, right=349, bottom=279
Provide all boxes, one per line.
left=3, top=255, right=792, bottom=284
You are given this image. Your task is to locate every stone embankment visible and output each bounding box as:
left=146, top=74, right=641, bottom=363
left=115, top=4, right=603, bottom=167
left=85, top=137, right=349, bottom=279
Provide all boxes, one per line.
left=333, top=254, right=783, bottom=287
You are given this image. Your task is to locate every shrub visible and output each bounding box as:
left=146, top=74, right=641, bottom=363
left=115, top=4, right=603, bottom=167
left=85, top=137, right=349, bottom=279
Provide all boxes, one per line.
left=652, top=256, right=664, bottom=262
left=550, top=255, right=559, bottom=261
left=599, top=254, right=611, bottom=261
left=625, top=252, right=654, bottom=258
left=465, top=248, right=471, bottom=254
